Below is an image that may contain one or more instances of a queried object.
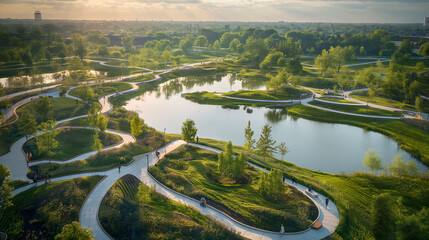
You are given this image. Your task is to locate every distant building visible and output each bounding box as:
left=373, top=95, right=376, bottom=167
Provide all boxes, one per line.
left=424, top=17, right=429, bottom=26
left=34, top=10, right=41, bottom=21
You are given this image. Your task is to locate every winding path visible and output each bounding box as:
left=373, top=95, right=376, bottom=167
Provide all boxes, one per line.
left=77, top=140, right=339, bottom=240
left=4, top=58, right=340, bottom=240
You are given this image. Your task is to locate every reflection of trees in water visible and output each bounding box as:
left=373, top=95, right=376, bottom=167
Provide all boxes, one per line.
left=181, top=75, right=222, bottom=89
left=265, top=109, right=288, bottom=123
left=238, top=76, right=267, bottom=90
left=161, top=78, right=183, bottom=98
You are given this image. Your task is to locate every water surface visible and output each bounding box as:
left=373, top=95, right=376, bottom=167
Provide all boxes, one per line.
left=124, top=73, right=427, bottom=174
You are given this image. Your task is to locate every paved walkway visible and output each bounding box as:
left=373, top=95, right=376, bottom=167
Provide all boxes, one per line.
left=28, top=128, right=135, bottom=166
left=77, top=140, right=339, bottom=240
left=4, top=58, right=340, bottom=239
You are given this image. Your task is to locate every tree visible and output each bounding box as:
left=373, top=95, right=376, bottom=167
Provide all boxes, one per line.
left=276, top=142, right=289, bottom=160
left=55, top=221, right=94, bottom=240
left=72, top=33, right=87, bottom=61
left=258, top=169, right=284, bottom=200
left=59, top=85, right=68, bottom=97
left=18, top=111, right=37, bottom=140
left=212, top=40, right=220, bottom=50
left=130, top=115, right=143, bottom=137
left=363, top=149, right=384, bottom=174
left=0, top=164, right=13, bottom=213
left=162, top=50, right=172, bottom=68
left=229, top=38, right=242, bottom=52
left=244, top=121, right=255, bottom=152
left=418, top=42, right=429, bottom=58
left=357, top=67, right=382, bottom=97
left=35, top=96, right=53, bottom=121
left=217, top=151, right=226, bottom=174
left=257, top=124, right=276, bottom=159
left=371, top=194, right=396, bottom=240
left=181, top=119, right=197, bottom=143
left=233, top=153, right=246, bottom=179
left=266, top=71, right=290, bottom=93
left=242, top=37, right=269, bottom=66
left=194, top=35, right=208, bottom=47
left=179, top=34, right=194, bottom=54
left=121, top=35, right=134, bottom=52
left=415, top=96, right=424, bottom=114
left=98, top=114, right=108, bottom=133
left=92, top=132, right=102, bottom=163
left=36, top=120, right=59, bottom=161
left=388, top=153, right=418, bottom=180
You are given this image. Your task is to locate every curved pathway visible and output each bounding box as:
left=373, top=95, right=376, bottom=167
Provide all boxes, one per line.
left=78, top=140, right=339, bottom=240
left=4, top=58, right=340, bottom=239
left=28, top=128, right=135, bottom=166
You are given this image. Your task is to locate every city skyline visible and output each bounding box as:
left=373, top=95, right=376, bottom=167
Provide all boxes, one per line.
left=0, top=0, right=428, bottom=23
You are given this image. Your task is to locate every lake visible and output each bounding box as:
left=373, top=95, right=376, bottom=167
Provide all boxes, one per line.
left=124, top=73, right=427, bottom=174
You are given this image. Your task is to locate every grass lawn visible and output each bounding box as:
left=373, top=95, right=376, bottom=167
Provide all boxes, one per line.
left=350, top=90, right=429, bottom=113
left=0, top=97, right=95, bottom=156
left=88, top=61, right=143, bottom=77
left=17, top=97, right=94, bottom=123
left=196, top=137, right=429, bottom=240
left=27, top=108, right=179, bottom=179
left=23, top=128, right=121, bottom=161
left=124, top=73, right=156, bottom=82
left=69, top=82, right=133, bottom=100
left=0, top=176, right=103, bottom=239
left=149, top=145, right=317, bottom=232
left=99, top=174, right=243, bottom=240
left=184, top=92, right=273, bottom=107
left=309, top=100, right=401, bottom=117
left=223, top=88, right=309, bottom=101
left=318, top=97, right=357, bottom=104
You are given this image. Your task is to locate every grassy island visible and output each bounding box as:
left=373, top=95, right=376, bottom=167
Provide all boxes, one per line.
left=99, top=174, right=244, bottom=240
left=149, top=145, right=318, bottom=232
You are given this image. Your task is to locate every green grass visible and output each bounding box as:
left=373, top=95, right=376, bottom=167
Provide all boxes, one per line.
left=87, top=61, right=143, bottom=77
left=23, top=128, right=121, bottom=161
left=99, top=174, right=243, bottom=240
left=0, top=176, right=103, bottom=239
left=124, top=73, right=156, bottom=82
left=149, top=145, right=317, bottom=232
left=350, top=91, right=429, bottom=113
left=309, top=100, right=401, bottom=117
left=196, top=137, right=429, bottom=240
left=184, top=92, right=274, bottom=107
left=0, top=97, right=95, bottom=156
left=318, top=97, right=357, bottom=103
left=287, top=104, right=429, bottom=167
left=17, top=97, right=94, bottom=123
left=69, top=82, right=133, bottom=100
left=27, top=108, right=179, bottom=179
left=223, top=88, right=309, bottom=101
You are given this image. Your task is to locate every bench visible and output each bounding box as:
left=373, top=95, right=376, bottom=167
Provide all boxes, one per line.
left=311, top=221, right=323, bottom=230
left=305, top=190, right=318, bottom=198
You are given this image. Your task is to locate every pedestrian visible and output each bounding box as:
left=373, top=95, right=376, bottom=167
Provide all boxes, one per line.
left=118, top=165, right=121, bottom=173
left=196, top=136, right=199, bottom=143
left=325, top=197, right=329, bottom=208
left=280, top=224, right=285, bottom=234
left=47, top=173, right=51, bottom=182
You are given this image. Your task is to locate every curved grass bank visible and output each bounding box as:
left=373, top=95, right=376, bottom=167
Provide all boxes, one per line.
left=99, top=174, right=244, bottom=240
left=149, top=145, right=318, bottom=232
left=23, top=128, right=121, bottom=161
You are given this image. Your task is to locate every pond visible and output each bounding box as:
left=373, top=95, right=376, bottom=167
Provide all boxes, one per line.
left=124, top=73, right=427, bottom=174
left=0, top=70, right=102, bottom=88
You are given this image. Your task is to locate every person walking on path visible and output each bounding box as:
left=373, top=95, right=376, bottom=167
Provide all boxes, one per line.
left=325, top=197, right=329, bottom=208
left=280, top=224, right=285, bottom=234
left=118, top=165, right=121, bottom=173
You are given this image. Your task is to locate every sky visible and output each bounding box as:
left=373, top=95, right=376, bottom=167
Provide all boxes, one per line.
left=0, top=0, right=428, bottom=23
